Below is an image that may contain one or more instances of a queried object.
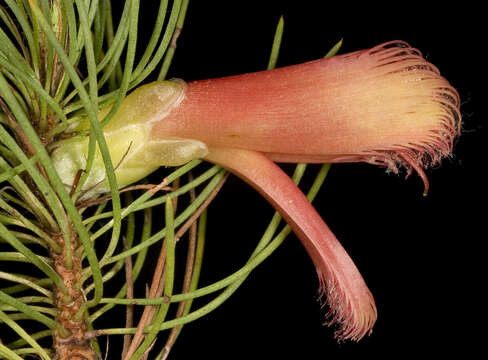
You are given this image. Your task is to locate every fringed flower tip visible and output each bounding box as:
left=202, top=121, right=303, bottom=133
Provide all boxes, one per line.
left=318, top=265, right=377, bottom=341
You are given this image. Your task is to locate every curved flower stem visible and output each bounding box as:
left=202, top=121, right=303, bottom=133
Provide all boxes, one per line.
left=205, top=147, right=377, bottom=340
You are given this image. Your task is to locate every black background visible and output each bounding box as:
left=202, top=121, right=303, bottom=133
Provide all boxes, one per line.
left=137, top=1, right=484, bottom=358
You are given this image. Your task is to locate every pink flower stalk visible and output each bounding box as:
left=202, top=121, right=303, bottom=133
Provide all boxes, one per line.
left=206, top=147, right=377, bottom=340
left=53, top=41, right=461, bottom=341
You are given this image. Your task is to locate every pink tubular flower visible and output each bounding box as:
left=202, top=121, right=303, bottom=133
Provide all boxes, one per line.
left=153, top=41, right=461, bottom=196
left=151, top=41, right=461, bottom=340
left=52, top=41, right=461, bottom=341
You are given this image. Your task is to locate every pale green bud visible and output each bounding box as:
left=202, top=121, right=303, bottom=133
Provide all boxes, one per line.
left=51, top=80, right=208, bottom=198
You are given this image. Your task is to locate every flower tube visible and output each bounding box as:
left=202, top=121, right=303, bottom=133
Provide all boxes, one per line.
left=52, top=40, right=461, bottom=340
left=152, top=41, right=460, bottom=195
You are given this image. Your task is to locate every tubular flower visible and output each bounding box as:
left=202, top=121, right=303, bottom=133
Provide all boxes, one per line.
left=52, top=41, right=461, bottom=340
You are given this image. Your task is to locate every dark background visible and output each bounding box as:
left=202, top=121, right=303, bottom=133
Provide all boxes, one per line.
left=139, top=1, right=483, bottom=358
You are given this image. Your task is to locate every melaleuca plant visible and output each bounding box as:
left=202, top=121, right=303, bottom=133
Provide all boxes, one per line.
left=0, top=1, right=460, bottom=359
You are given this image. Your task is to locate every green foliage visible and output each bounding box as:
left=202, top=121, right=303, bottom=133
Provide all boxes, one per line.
left=0, top=1, right=334, bottom=358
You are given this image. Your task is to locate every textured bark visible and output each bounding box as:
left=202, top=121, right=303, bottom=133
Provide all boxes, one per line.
left=51, top=232, right=97, bottom=360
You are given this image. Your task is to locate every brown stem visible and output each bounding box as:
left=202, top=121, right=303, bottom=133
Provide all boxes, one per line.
left=123, top=237, right=168, bottom=360
left=0, top=96, right=36, bottom=158
left=122, top=176, right=180, bottom=359
left=160, top=196, right=197, bottom=360
left=76, top=179, right=172, bottom=209
left=122, top=174, right=227, bottom=358
left=51, top=231, right=97, bottom=360
left=121, top=238, right=135, bottom=359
